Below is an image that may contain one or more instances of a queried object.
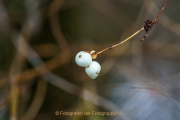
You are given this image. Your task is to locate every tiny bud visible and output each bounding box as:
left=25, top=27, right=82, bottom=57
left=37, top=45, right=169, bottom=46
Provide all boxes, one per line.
left=89, top=50, right=97, bottom=59
left=109, top=46, right=113, bottom=49
left=75, top=51, right=92, bottom=67
left=85, top=61, right=101, bottom=79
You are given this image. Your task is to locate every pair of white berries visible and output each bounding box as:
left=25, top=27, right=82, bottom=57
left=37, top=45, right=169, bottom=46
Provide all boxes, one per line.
left=75, top=51, right=101, bottom=79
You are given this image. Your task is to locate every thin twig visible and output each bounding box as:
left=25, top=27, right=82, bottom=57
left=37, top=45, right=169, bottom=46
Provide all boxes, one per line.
left=97, top=27, right=144, bottom=55
left=140, top=0, right=168, bottom=42
left=140, top=26, right=153, bottom=42
left=20, top=78, right=47, bottom=120
left=94, top=0, right=168, bottom=55
left=145, top=0, right=180, bottom=35
left=154, top=0, right=168, bottom=22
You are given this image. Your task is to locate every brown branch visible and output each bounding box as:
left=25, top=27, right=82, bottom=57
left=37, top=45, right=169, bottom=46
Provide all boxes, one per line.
left=140, top=25, right=153, bottom=42
left=154, top=0, right=168, bottom=22
left=140, top=0, right=168, bottom=42
left=20, top=78, right=47, bottom=120
left=0, top=0, right=71, bottom=87
left=94, top=0, right=169, bottom=55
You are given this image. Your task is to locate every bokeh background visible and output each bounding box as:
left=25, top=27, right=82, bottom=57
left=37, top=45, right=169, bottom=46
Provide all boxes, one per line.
left=0, top=0, right=180, bottom=120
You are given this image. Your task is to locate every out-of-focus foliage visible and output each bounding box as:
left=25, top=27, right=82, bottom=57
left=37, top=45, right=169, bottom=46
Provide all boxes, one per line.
left=0, top=0, right=180, bottom=120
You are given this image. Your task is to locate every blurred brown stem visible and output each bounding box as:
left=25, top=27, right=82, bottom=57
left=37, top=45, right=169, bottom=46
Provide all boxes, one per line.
left=20, top=78, right=47, bottom=120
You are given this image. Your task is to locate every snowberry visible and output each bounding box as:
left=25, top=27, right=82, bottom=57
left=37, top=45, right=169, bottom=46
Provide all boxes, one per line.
left=85, top=61, right=101, bottom=79
left=75, top=51, right=92, bottom=67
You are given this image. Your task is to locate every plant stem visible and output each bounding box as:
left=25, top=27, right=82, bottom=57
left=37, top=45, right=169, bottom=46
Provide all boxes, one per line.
left=154, top=0, right=168, bottom=22
left=97, top=27, right=144, bottom=55
left=141, top=0, right=168, bottom=41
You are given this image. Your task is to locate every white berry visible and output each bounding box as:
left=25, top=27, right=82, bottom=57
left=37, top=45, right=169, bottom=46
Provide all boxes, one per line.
left=85, top=61, right=101, bottom=79
left=75, top=51, right=92, bottom=67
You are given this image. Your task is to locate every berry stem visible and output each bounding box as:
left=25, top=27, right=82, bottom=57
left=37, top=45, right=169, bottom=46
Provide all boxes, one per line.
left=97, top=0, right=168, bottom=55
left=97, top=27, right=144, bottom=55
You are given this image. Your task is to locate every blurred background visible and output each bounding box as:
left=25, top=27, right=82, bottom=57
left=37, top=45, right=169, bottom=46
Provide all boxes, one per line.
left=0, top=0, right=180, bottom=120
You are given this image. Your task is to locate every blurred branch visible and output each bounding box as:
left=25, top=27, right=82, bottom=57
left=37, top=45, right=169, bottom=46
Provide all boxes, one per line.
left=0, top=0, right=11, bottom=34
left=0, top=94, right=9, bottom=108
left=16, top=0, right=71, bottom=83
left=0, top=52, right=70, bottom=86
left=60, top=0, right=81, bottom=10
left=0, top=0, right=71, bottom=86
left=10, top=39, right=26, bottom=120
left=81, top=0, right=132, bottom=29
left=32, top=44, right=59, bottom=58
left=20, top=78, right=47, bottom=120
left=0, top=1, right=43, bottom=119
left=1, top=38, right=179, bottom=86
left=11, top=30, right=130, bottom=120
left=48, top=0, right=71, bottom=60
